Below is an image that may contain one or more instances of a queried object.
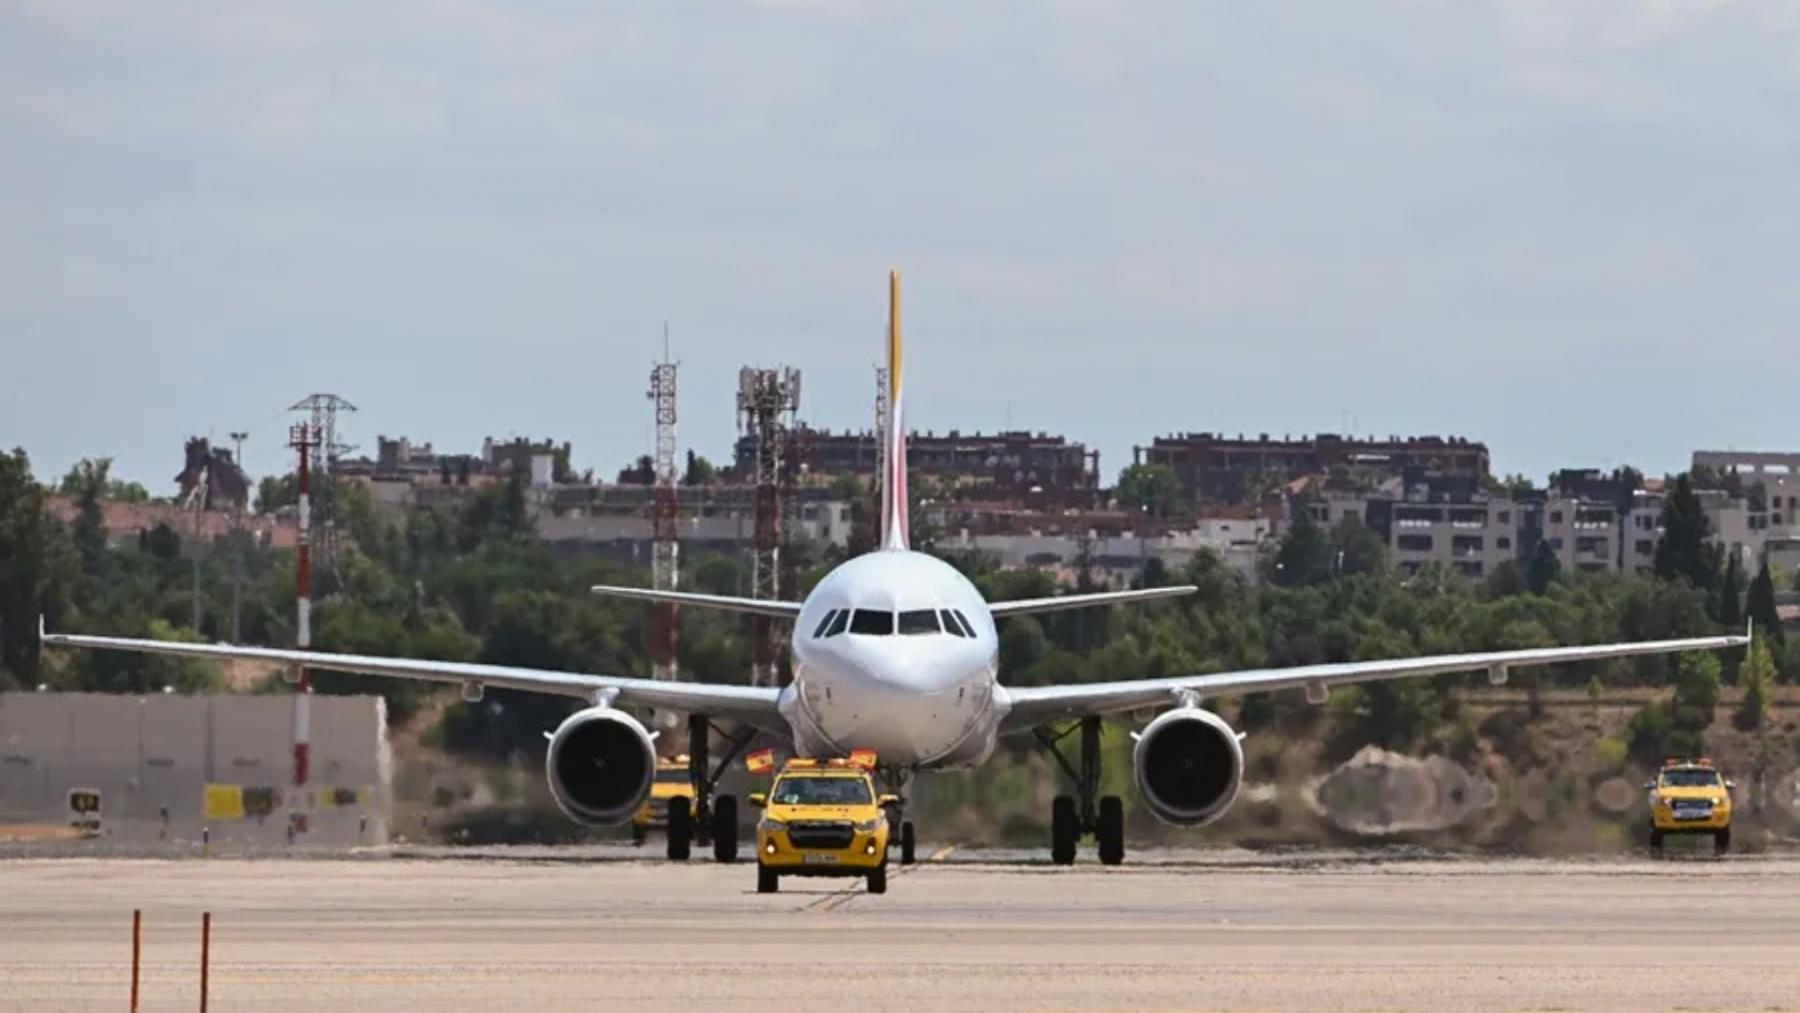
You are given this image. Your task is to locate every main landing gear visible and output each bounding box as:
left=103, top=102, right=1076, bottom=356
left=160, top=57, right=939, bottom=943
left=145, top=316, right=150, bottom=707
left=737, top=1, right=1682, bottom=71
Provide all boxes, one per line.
left=876, top=767, right=917, bottom=866
left=667, top=715, right=758, bottom=863
left=1036, top=717, right=1124, bottom=866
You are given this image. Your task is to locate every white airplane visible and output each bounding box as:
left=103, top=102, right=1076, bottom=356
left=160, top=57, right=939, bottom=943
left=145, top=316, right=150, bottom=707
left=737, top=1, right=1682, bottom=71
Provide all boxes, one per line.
left=42, top=271, right=1747, bottom=867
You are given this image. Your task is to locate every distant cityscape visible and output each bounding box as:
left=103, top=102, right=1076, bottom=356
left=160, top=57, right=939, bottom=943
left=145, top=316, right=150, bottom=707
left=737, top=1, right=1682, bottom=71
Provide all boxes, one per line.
left=53, top=421, right=1800, bottom=593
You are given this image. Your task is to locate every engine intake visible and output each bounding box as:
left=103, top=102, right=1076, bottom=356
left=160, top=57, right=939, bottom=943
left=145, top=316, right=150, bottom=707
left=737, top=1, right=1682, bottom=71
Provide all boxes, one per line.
left=1132, top=707, right=1244, bottom=827
left=544, top=707, right=657, bottom=826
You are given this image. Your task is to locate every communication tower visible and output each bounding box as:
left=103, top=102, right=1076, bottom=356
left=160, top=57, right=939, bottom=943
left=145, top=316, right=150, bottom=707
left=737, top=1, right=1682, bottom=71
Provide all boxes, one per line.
left=737, top=366, right=801, bottom=686
left=647, top=338, right=680, bottom=683
left=288, top=393, right=357, bottom=575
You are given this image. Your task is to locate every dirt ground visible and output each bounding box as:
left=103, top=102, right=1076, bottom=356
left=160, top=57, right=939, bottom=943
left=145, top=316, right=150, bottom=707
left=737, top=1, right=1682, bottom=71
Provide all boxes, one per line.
left=4, top=846, right=1799, bottom=1012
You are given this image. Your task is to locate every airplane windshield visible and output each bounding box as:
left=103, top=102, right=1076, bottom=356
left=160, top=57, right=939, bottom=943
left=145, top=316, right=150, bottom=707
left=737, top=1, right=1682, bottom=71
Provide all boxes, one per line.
left=772, top=776, right=872, bottom=806
left=849, top=609, right=894, bottom=635
left=897, top=609, right=940, bottom=635
left=1661, top=770, right=1721, bottom=788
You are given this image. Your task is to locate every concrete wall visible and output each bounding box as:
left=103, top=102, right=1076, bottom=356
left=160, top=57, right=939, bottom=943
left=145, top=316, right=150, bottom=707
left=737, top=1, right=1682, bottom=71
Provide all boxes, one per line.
left=0, top=693, right=389, bottom=847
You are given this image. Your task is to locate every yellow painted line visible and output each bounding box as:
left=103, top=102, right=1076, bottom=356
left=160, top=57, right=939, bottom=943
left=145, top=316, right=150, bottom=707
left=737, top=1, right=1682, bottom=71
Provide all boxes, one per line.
left=927, top=844, right=957, bottom=863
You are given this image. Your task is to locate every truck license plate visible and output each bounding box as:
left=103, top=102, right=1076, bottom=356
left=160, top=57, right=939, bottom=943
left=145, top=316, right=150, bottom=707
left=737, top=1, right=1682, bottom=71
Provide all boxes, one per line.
left=803, top=854, right=839, bottom=864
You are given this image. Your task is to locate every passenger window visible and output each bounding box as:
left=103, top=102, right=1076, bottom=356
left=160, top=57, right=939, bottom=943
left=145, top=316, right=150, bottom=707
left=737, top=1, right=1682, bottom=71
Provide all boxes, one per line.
left=826, top=609, right=851, bottom=637
left=951, top=610, right=978, bottom=637
left=939, top=609, right=967, bottom=638
left=848, top=609, right=894, bottom=636
left=812, top=609, right=839, bottom=639
left=897, top=609, right=941, bottom=635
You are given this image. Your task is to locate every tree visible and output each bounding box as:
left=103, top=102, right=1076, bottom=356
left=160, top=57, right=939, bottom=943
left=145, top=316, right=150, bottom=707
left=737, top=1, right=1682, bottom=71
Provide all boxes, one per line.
left=682, top=451, right=717, bottom=487
left=1734, top=638, right=1774, bottom=732
left=1718, top=553, right=1744, bottom=627
left=1526, top=540, right=1560, bottom=595
left=59, top=457, right=146, bottom=502
left=1115, top=463, right=1184, bottom=518
left=256, top=473, right=299, bottom=513
left=1745, top=560, right=1783, bottom=648
left=1329, top=515, right=1388, bottom=577
left=1653, top=475, right=1717, bottom=589
left=0, top=449, right=68, bottom=687
left=1270, top=506, right=1332, bottom=587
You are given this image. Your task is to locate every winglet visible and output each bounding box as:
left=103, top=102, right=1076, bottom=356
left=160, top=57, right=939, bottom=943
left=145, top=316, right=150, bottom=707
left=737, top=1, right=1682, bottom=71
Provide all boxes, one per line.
left=37, top=614, right=46, bottom=643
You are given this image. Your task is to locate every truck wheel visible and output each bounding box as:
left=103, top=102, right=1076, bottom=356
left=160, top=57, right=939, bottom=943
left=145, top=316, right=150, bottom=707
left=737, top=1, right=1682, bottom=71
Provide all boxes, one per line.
left=1051, top=795, right=1077, bottom=865
left=867, top=863, right=888, bottom=894
left=1097, top=795, right=1125, bottom=866
left=712, top=795, right=739, bottom=863
left=1647, top=827, right=1663, bottom=855
left=1715, top=828, right=1731, bottom=854
left=757, top=863, right=779, bottom=894
left=666, top=797, right=692, bottom=862
left=900, top=821, right=916, bottom=866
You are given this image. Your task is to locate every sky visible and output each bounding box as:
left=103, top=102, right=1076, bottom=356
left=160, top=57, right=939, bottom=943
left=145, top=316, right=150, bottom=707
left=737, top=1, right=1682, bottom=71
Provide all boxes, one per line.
left=4, top=1, right=1799, bottom=494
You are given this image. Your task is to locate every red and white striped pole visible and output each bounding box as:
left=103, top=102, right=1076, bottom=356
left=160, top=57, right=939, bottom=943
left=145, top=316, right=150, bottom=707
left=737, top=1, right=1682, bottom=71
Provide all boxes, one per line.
left=289, top=424, right=313, bottom=791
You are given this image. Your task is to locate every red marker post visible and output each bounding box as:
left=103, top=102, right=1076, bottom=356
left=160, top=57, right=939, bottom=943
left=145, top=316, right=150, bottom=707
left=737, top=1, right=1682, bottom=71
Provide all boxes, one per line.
left=199, top=911, right=211, bottom=1013
left=130, top=909, right=141, bottom=1012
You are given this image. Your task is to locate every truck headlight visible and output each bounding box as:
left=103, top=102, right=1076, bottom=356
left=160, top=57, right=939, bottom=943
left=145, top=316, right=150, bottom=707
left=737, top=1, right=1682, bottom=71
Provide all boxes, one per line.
left=758, top=818, right=787, bottom=833
left=853, top=817, right=886, bottom=833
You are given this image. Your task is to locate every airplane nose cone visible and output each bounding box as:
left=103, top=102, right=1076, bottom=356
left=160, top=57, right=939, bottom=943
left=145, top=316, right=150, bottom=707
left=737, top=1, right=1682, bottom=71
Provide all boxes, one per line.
left=801, top=641, right=990, bottom=764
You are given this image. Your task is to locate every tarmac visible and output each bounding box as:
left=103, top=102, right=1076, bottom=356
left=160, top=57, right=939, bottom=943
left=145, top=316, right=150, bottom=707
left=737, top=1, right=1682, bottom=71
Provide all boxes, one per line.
left=4, top=844, right=1800, bottom=1011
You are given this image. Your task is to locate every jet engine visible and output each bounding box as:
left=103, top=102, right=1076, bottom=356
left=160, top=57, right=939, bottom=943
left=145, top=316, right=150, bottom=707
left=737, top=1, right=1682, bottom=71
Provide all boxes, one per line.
left=544, top=707, right=658, bottom=826
left=1132, top=706, right=1244, bottom=827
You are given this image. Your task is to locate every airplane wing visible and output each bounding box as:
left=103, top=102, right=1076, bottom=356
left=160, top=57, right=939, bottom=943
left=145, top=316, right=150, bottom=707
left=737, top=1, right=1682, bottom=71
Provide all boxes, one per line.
left=988, top=585, right=1198, bottom=618
left=999, top=631, right=1748, bottom=732
left=589, top=585, right=803, bottom=619
left=38, top=620, right=786, bottom=733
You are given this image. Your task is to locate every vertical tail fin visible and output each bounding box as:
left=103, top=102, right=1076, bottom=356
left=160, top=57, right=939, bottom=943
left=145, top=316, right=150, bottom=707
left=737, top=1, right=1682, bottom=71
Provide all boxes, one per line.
left=880, top=269, right=909, bottom=551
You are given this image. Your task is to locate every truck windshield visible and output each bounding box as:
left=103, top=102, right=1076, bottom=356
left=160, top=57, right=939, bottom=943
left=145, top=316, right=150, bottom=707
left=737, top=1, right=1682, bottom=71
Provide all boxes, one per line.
left=772, top=776, right=872, bottom=806
left=1661, top=770, right=1721, bottom=788
left=655, top=769, right=690, bottom=785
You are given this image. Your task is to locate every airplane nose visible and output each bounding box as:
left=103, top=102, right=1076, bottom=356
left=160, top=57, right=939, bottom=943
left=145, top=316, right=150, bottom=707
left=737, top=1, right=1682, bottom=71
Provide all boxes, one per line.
left=846, top=641, right=960, bottom=693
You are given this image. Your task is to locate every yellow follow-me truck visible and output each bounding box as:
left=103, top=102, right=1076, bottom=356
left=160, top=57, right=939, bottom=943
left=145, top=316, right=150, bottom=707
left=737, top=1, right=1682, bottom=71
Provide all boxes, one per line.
left=1646, top=757, right=1734, bottom=854
left=752, top=757, right=896, bottom=894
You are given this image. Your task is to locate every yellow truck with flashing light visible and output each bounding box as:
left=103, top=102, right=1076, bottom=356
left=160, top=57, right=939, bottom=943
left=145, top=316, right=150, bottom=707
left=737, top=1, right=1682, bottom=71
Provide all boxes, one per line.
left=751, top=758, right=894, bottom=894
left=632, top=756, right=696, bottom=846
left=1646, top=758, right=1733, bottom=854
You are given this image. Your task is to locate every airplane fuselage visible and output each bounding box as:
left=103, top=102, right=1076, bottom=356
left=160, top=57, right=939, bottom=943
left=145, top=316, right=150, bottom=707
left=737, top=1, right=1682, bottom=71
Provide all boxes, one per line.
left=778, top=549, right=1006, bottom=769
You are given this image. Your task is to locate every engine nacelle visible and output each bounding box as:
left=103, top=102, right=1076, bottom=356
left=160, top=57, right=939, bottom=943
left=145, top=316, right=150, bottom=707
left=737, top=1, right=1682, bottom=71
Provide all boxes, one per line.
left=1132, top=706, right=1245, bottom=827
left=544, top=707, right=657, bottom=826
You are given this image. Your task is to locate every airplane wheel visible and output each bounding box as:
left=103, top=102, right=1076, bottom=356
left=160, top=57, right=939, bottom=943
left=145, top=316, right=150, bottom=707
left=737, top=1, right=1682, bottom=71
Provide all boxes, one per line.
left=631, top=824, right=646, bottom=846
left=667, top=797, right=692, bottom=862
left=712, top=795, right=739, bottom=863
left=867, top=863, right=888, bottom=894
left=900, top=821, right=916, bottom=865
left=1715, top=828, right=1731, bottom=854
left=757, top=863, right=779, bottom=894
left=1051, top=795, right=1077, bottom=865
left=1097, top=795, right=1125, bottom=866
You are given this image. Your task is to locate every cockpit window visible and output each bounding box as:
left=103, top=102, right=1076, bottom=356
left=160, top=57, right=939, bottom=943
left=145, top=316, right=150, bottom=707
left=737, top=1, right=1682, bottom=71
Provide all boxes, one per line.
left=897, top=609, right=941, bottom=635
left=951, top=609, right=978, bottom=637
left=938, top=609, right=965, bottom=637
left=848, top=609, right=894, bottom=636
left=812, top=609, right=840, bottom=639
left=825, top=608, right=851, bottom=637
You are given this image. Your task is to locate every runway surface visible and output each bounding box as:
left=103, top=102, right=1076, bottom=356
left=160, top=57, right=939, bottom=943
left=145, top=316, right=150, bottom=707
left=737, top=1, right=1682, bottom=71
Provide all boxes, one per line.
left=5, top=845, right=1800, bottom=1011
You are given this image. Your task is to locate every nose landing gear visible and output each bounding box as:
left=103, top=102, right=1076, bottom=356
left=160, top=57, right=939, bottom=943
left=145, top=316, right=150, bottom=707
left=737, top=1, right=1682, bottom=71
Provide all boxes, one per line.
left=1036, top=717, right=1124, bottom=866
